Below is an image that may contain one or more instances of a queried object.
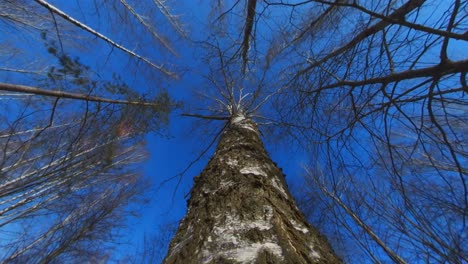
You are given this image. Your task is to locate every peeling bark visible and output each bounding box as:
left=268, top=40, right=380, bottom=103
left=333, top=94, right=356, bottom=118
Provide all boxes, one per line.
left=164, top=114, right=340, bottom=263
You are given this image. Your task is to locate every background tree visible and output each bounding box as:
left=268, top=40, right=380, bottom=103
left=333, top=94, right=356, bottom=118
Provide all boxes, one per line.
left=1, top=0, right=181, bottom=262
left=256, top=0, right=467, bottom=263
left=0, top=48, right=176, bottom=262
left=124, top=222, right=178, bottom=264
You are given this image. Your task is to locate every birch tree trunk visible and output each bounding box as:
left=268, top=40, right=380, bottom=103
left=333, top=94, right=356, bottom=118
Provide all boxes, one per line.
left=164, top=114, right=340, bottom=263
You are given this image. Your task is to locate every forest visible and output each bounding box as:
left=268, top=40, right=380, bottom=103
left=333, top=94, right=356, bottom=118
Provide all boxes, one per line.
left=0, top=0, right=466, bottom=263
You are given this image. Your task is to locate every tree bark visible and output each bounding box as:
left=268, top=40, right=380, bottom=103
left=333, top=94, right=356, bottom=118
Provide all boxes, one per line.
left=164, top=114, right=340, bottom=263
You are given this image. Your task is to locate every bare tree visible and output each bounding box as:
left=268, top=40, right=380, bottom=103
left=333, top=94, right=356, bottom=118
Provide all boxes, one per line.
left=161, top=1, right=343, bottom=261
left=256, top=0, right=467, bottom=263
left=1, top=1, right=182, bottom=260
left=0, top=67, right=173, bottom=261
left=124, top=222, right=178, bottom=264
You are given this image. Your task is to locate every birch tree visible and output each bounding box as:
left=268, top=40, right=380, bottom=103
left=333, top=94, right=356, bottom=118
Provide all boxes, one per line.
left=163, top=2, right=342, bottom=263
left=165, top=0, right=466, bottom=263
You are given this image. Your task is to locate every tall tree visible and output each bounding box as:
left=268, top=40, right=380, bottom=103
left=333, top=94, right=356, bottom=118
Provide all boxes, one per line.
left=164, top=0, right=466, bottom=262
left=160, top=0, right=344, bottom=259
left=164, top=112, right=340, bottom=263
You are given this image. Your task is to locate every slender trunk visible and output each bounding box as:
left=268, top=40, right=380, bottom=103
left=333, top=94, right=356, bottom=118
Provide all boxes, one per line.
left=164, top=114, right=340, bottom=263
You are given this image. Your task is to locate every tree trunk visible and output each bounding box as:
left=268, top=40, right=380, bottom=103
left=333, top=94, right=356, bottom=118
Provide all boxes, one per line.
left=164, top=114, right=340, bottom=263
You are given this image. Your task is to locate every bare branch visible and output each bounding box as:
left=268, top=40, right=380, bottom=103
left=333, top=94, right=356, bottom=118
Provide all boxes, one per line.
left=34, top=0, right=177, bottom=78
left=0, top=82, right=162, bottom=107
